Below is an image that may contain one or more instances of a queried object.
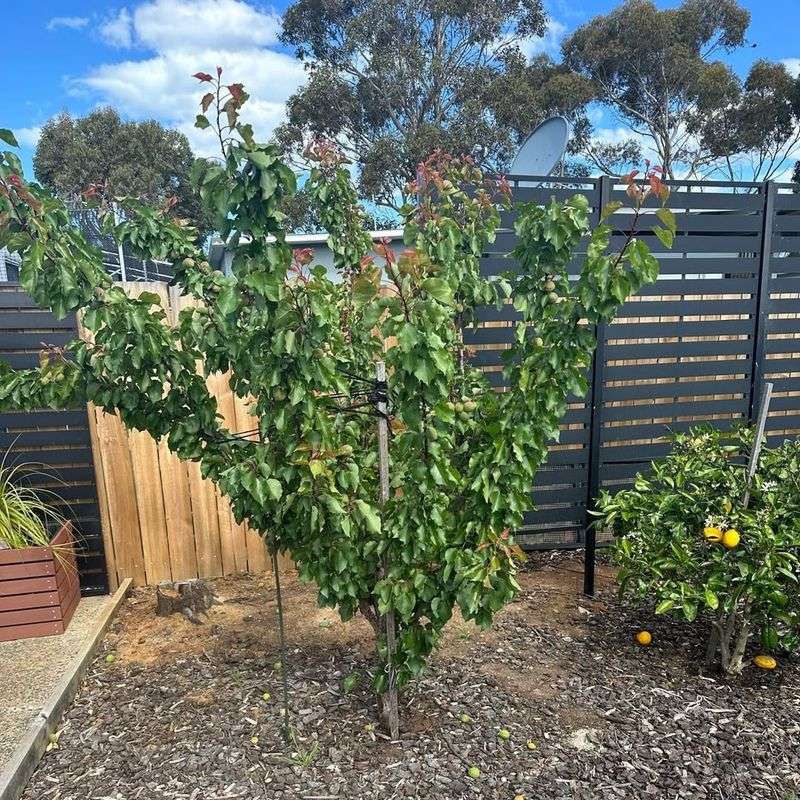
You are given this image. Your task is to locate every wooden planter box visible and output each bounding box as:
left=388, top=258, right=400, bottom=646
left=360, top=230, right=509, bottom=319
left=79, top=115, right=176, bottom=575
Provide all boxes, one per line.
left=0, top=522, right=80, bottom=642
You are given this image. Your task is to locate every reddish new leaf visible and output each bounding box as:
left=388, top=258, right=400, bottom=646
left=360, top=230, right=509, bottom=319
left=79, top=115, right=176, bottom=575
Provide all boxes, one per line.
left=228, top=83, right=245, bottom=105
left=193, top=72, right=214, bottom=82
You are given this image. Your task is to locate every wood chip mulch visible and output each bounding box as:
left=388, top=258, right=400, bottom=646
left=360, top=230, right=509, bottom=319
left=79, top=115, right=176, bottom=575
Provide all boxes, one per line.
left=20, top=553, right=800, bottom=800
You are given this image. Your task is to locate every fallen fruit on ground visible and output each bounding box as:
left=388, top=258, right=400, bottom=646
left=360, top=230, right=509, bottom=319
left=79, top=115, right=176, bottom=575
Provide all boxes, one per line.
left=753, top=654, right=777, bottom=670
left=105, top=653, right=116, bottom=663
left=722, top=529, right=740, bottom=549
left=498, top=728, right=511, bottom=740
left=467, top=766, right=481, bottom=779
left=635, top=630, right=652, bottom=646
left=527, top=740, right=537, bottom=750
left=262, top=692, right=271, bottom=701
left=459, top=713, right=472, bottom=723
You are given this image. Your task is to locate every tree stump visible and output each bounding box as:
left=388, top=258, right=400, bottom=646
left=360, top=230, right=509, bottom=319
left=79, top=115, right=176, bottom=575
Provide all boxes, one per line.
left=155, top=579, right=219, bottom=624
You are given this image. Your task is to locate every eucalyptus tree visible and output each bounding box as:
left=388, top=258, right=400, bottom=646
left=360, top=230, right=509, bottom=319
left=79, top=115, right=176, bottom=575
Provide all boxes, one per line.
left=277, top=0, right=593, bottom=210
left=562, top=0, right=751, bottom=179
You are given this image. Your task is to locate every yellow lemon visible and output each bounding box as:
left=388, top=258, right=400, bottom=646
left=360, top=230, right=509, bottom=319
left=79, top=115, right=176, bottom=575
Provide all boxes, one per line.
left=635, top=630, right=652, bottom=646
left=722, top=529, right=740, bottom=549
left=704, top=527, right=723, bottom=543
left=753, top=654, right=776, bottom=670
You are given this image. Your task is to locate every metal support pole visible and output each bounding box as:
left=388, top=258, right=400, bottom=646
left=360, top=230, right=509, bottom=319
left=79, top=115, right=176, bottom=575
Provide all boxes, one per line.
left=375, top=360, right=399, bottom=739
left=743, top=382, right=773, bottom=509
left=113, top=203, right=127, bottom=283
left=749, top=181, right=776, bottom=424
left=583, top=175, right=612, bottom=597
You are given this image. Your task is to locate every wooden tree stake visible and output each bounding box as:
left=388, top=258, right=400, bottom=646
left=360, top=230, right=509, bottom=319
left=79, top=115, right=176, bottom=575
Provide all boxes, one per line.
left=375, top=360, right=400, bottom=740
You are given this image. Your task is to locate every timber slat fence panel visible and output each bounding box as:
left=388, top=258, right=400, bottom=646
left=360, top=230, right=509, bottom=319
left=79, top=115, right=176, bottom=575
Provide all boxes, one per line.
left=0, top=284, right=108, bottom=595
left=475, top=176, right=800, bottom=549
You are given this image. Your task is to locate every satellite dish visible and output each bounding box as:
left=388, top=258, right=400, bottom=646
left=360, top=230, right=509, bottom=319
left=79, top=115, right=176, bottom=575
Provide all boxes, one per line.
left=509, top=116, right=570, bottom=178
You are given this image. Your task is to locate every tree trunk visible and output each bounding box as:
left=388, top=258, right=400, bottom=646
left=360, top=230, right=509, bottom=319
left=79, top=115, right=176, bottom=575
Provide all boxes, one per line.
left=708, top=604, right=752, bottom=676
left=360, top=598, right=400, bottom=738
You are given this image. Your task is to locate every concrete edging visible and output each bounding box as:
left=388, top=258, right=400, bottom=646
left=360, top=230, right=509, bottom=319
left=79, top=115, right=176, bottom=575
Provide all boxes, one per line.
left=0, top=578, right=133, bottom=800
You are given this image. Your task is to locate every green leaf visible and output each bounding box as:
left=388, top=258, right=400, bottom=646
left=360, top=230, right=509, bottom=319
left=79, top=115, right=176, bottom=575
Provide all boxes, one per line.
left=600, top=201, right=622, bottom=222
left=355, top=499, right=381, bottom=535
left=653, top=226, right=674, bottom=249
left=420, top=278, right=453, bottom=304
left=265, top=478, right=282, bottom=500
left=0, top=129, right=19, bottom=148
left=216, top=286, right=238, bottom=316
left=655, top=599, right=675, bottom=615
left=704, top=588, right=719, bottom=610
left=195, top=115, right=211, bottom=130
left=656, top=207, right=677, bottom=233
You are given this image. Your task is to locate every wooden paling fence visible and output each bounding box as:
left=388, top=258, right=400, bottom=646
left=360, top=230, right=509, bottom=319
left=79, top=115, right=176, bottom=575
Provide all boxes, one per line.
left=81, top=282, right=294, bottom=589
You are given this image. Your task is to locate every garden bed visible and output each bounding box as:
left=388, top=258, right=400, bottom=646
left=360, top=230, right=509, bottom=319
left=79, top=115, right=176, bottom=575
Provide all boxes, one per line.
left=20, top=553, right=800, bottom=800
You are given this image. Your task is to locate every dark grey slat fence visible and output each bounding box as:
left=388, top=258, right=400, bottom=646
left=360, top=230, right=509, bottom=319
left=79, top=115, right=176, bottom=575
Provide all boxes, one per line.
left=473, top=175, right=800, bottom=553
left=0, top=284, right=109, bottom=595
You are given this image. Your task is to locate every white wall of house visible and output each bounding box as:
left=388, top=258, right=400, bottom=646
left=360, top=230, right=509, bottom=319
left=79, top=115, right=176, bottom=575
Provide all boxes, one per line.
left=209, top=230, right=406, bottom=280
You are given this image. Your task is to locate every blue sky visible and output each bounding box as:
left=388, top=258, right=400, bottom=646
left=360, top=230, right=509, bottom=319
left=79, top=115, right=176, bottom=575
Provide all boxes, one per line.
left=2, top=0, right=799, bottom=176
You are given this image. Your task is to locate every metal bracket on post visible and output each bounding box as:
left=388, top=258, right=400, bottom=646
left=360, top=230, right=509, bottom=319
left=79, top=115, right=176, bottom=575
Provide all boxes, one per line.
left=583, top=175, right=612, bottom=597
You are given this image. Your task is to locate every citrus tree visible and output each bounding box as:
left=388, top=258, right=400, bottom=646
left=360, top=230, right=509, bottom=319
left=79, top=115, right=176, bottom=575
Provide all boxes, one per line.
left=598, top=426, right=800, bottom=675
left=0, top=71, right=670, bottom=730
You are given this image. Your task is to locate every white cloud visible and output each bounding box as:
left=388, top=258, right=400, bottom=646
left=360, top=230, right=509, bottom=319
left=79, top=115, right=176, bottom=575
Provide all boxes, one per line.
left=14, top=126, right=43, bottom=148
left=99, top=0, right=281, bottom=51
left=70, top=0, right=303, bottom=157
left=520, top=18, right=567, bottom=60
left=100, top=8, right=134, bottom=48
left=47, top=16, right=89, bottom=31
left=782, top=58, right=800, bottom=78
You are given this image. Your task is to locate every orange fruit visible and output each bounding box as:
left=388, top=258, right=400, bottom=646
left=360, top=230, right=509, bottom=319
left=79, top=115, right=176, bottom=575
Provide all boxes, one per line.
left=722, top=529, right=740, bottom=549
left=635, top=630, right=652, bottom=646
left=753, top=654, right=776, bottom=670
left=704, top=527, right=723, bottom=543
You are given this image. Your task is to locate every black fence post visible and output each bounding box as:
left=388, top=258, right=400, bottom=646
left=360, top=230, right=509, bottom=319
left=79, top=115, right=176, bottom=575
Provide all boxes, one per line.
left=583, top=174, right=612, bottom=596
left=749, top=180, right=776, bottom=423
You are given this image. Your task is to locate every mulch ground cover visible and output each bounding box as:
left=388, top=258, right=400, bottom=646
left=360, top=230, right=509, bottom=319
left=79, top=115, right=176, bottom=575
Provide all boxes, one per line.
left=21, top=552, right=800, bottom=800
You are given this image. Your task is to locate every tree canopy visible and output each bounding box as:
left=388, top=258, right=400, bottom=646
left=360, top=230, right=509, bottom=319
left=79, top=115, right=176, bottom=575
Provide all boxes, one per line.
left=33, top=108, right=208, bottom=236
left=562, top=0, right=800, bottom=181
left=0, top=73, right=670, bottom=730
left=277, top=0, right=593, bottom=211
